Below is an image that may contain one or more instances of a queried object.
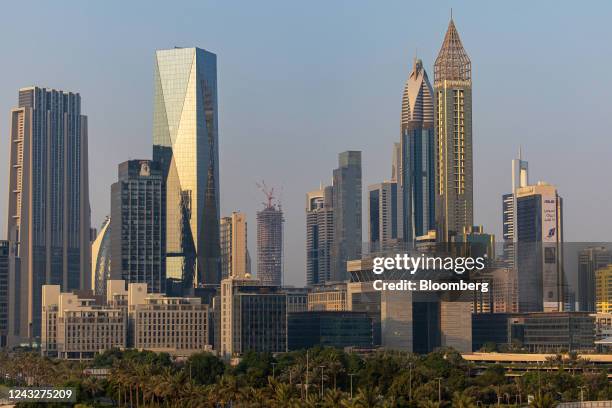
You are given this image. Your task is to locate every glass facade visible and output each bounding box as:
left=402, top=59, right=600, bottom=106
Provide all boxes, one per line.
left=152, top=47, right=220, bottom=291
left=287, top=311, right=373, bottom=350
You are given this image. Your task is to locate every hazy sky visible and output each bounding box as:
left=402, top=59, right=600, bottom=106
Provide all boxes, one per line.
left=1, top=1, right=611, bottom=286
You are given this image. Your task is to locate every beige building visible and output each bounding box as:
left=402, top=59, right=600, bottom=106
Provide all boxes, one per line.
left=41, top=286, right=126, bottom=360
left=596, top=265, right=612, bottom=313
left=220, top=212, right=250, bottom=279
left=42, top=280, right=209, bottom=359
left=308, top=282, right=348, bottom=311
left=129, top=283, right=209, bottom=355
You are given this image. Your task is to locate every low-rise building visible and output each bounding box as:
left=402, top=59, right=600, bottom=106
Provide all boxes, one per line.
left=41, top=286, right=126, bottom=360
left=42, top=280, right=210, bottom=359
left=307, top=282, right=347, bottom=311
left=523, top=312, right=595, bottom=352
left=288, top=311, right=373, bottom=350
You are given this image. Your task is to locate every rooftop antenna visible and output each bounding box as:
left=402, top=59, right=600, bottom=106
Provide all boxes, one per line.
left=519, top=146, right=522, bottom=160
left=450, top=8, right=453, bottom=20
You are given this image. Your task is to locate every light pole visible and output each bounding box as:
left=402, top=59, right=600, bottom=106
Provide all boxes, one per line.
left=435, top=377, right=442, bottom=403
left=271, top=362, right=277, bottom=380
left=408, top=363, right=413, bottom=401
left=578, top=385, right=587, bottom=403
left=348, top=373, right=356, bottom=400
left=319, top=365, right=325, bottom=398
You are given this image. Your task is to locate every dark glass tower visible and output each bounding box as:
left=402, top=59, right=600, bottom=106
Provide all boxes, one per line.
left=331, top=151, right=362, bottom=282
left=152, top=47, right=221, bottom=291
left=400, top=58, right=435, bottom=241
left=6, top=87, right=90, bottom=344
left=110, top=160, right=165, bottom=293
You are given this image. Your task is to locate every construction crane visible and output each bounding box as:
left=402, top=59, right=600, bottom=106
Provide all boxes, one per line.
left=256, top=180, right=275, bottom=209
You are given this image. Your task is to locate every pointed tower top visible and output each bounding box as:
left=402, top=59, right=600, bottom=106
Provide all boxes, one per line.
left=434, top=16, right=471, bottom=85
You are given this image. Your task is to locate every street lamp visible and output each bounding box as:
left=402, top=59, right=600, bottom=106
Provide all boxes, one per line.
left=319, top=365, right=325, bottom=398
left=348, top=373, right=356, bottom=400
left=435, top=377, right=443, bottom=403
left=271, top=362, right=277, bottom=380
left=578, top=385, right=587, bottom=403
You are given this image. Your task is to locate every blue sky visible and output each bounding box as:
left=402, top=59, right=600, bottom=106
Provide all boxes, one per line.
left=1, top=1, right=611, bottom=286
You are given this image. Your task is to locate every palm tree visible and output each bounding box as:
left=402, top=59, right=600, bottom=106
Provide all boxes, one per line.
left=353, top=386, right=382, bottom=408
left=451, top=391, right=476, bottom=408
left=418, top=401, right=442, bottom=408
left=530, top=392, right=556, bottom=408
left=322, top=388, right=346, bottom=407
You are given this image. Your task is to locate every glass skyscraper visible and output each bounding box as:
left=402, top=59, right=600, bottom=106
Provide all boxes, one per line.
left=152, top=47, right=221, bottom=291
left=110, top=160, right=165, bottom=293
left=6, top=87, right=90, bottom=344
left=400, top=58, right=435, bottom=241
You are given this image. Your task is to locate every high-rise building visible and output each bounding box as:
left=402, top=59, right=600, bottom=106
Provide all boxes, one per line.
left=220, top=212, right=250, bottom=279
left=0, top=241, right=8, bottom=347
left=434, top=18, right=473, bottom=242
left=516, top=182, right=564, bottom=312
left=368, top=181, right=402, bottom=253
left=110, top=160, right=165, bottom=293
left=257, top=201, right=284, bottom=286
left=152, top=47, right=221, bottom=291
left=91, top=217, right=112, bottom=296
left=306, top=186, right=334, bottom=286
left=400, top=58, right=435, bottom=241
left=596, top=265, right=612, bottom=313
left=578, top=247, right=612, bottom=312
left=502, top=150, right=529, bottom=267
left=219, top=276, right=287, bottom=357
left=331, top=151, right=362, bottom=281
left=6, top=87, right=91, bottom=345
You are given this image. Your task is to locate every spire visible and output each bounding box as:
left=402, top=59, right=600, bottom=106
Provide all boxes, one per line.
left=434, top=16, right=471, bottom=85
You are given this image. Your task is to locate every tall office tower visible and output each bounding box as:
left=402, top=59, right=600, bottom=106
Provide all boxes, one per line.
left=220, top=212, right=250, bottom=279
left=579, top=247, right=612, bottom=312
left=91, top=217, right=112, bottom=296
left=110, top=160, right=165, bottom=293
left=502, top=150, right=529, bottom=266
left=306, top=186, right=334, bottom=286
left=433, top=18, right=473, bottom=243
left=368, top=181, right=402, bottom=253
left=391, top=142, right=401, bottom=182
left=0, top=241, right=8, bottom=347
left=516, top=182, right=564, bottom=312
left=152, top=47, right=221, bottom=291
left=331, top=151, right=362, bottom=281
left=6, top=87, right=90, bottom=344
left=257, top=199, right=284, bottom=286
left=400, top=58, right=435, bottom=241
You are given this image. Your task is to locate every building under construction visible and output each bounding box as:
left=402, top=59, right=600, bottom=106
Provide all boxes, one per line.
left=256, top=183, right=284, bottom=286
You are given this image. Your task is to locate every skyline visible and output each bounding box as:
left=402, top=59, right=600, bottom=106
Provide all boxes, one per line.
left=1, top=1, right=612, bottom=287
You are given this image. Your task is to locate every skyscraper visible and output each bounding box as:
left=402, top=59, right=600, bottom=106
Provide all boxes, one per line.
left=257, top=202, right=284, bottom=286
left=400, top=58, right=435, bottom=241
left=331, top=151, right=362, bottom=281
left=578, top=247, right=612, bottom=312
left=6, top=87, right=90, bottom=344
left=220, top=212, right=250, bottom=279
left=306, top=186, right=334, bottom=286
left=110, top=160, right=165, bottom=293
left=516, top=182, right=564, bottom=312
left=152, top=47, right=221, bottom=292
left=91, top=217, right=112, bottom=296
left=434, top=18, right=474, bottom=242
left=368, top=181, right=402, bottom=253
left=0, top=241, right=8, bottom=348
left=502, top=150, right=529, bottom=267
